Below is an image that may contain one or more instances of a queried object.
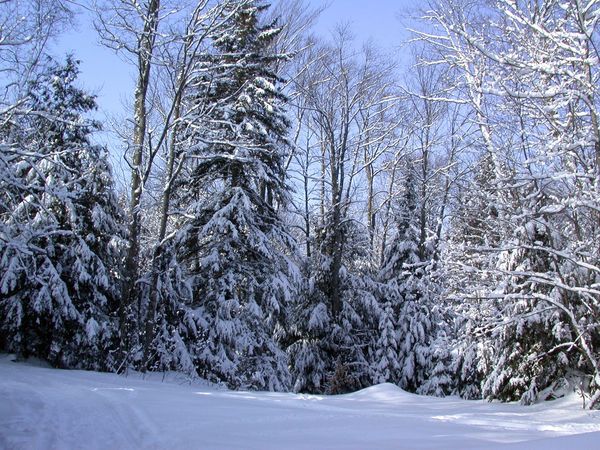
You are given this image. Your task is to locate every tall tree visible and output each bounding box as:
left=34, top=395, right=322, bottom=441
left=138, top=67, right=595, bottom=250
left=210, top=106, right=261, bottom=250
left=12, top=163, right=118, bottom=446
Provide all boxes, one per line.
left=139, top=0, right=248, bottom=373
left=377, top=164, right=450, bottom=394
left=175, top=0, right=297, bottom=390
left=418, top=0, right=600, bottom=407
left=94, top=0, right=163, bottom=361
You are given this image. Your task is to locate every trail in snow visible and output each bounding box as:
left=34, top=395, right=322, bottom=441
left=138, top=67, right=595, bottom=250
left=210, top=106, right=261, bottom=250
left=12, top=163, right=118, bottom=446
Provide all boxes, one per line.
left=1, top=355, right=599, bottom=450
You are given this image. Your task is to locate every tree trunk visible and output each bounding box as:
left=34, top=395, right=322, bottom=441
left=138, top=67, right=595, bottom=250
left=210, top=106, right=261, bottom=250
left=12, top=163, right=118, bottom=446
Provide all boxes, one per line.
left=119, top=0, right=161, bottom=364
left=143, top=95, right=182, bottom=368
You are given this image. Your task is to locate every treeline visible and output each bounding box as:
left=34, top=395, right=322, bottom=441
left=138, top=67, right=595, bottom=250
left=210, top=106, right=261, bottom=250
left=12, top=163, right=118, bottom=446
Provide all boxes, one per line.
left=1, top=0, right=599, bottom=408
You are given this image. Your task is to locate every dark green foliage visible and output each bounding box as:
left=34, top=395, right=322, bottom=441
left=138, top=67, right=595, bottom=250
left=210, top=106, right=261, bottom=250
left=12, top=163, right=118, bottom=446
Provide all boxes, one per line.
left=0, top=57, right=125, bottom=370
left=176, top=1, right=297, bottom=390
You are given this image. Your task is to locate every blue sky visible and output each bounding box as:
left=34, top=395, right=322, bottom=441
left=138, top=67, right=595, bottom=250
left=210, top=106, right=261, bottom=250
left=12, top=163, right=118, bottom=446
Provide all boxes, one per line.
left=312, top=0, right=414, bottom=45
left=50, top=0, right=415, bottom=136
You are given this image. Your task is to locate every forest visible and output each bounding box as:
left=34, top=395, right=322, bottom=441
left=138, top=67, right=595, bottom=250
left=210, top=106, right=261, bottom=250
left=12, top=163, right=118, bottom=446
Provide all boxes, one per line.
left=1, top=0, right=599, bottom=411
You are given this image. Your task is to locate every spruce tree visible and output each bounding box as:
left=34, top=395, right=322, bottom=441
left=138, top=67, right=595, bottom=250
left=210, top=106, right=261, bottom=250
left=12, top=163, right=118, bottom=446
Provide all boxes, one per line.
left=373, top=301, right=400, bottom=384
left=289, top=216, right=380, bottom=394
left=176, top=0, right=297, bottom=391
left=378, top=165, right=451, bottom=394
left=446, top=152, right=504, bottom=399
left=482, top=187, right=572, bottom=404
left=0, top=57, right=125, bottom=370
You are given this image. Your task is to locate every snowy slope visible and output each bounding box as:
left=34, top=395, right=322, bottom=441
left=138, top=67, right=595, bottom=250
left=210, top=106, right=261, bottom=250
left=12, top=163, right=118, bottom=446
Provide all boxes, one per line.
left=1, top=355, right=599, bottom=450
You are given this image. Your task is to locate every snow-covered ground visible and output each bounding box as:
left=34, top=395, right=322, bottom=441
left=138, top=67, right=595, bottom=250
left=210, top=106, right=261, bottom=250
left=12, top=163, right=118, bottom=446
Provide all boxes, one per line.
left=1, top=355, right=599, bottom=450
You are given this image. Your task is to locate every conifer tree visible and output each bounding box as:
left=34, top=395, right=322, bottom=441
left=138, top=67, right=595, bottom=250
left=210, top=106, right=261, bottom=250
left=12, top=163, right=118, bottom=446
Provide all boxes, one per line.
left=446, top=152, right=504, bottom=398
left=482, top=188, right=573, bottom=404
left=176, top=0, right=297, bottom=390
left=0, top=57, right=125, bottom=370
left=378, top=165, right=451, bottom=394
left=289, top=216, right=380, bottom=394
left=373, top=301, right=400, bottom=384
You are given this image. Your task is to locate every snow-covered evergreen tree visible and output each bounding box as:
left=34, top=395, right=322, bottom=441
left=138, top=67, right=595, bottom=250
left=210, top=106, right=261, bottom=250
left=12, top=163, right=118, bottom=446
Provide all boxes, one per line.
left=288, top=214, right=380, bottom=394
left=481, top=187, right=574, bottom=404
left=0, top=57, right=125, bottom=370
left=175, top=0, right=297, bottom=391
left=286, top=259, right=331, bottom=393
left=373, top=301, right=400, bottom=384
left=137, top=237, right=197, bottom=375
left=377, top=166, right=452, bottom=395
left=445, top=152, right=504, bottom=398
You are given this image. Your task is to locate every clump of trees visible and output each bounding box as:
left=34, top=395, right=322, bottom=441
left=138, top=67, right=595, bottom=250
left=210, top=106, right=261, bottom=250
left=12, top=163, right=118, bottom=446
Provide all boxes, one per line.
left=1, top=0, right=598, bottom=409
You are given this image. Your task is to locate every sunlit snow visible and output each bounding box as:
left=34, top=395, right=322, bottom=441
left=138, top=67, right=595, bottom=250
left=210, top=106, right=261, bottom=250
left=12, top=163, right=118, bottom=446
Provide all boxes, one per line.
left=1, top=355, right=599, bottom=449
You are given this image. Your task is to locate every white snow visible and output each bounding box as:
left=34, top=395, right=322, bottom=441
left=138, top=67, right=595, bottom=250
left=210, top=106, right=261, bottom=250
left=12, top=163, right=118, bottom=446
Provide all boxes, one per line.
left=1, top=355, right=599, bottom=450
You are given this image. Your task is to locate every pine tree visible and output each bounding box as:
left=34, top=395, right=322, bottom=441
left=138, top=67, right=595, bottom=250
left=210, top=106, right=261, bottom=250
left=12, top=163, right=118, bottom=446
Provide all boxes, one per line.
left=289, top=215, right=380, bottom=394
left=373, top=301, right=400, bottom=384
left=446, top=152, right=505, bottom=398
left=378, top=166, right=451, bottom=395
left=482, top=187, right=573, bottom=404
left=137, top=237, right=196, bottom=375
left=452, top=333, right=493, bottom=400
left=287, top=258, right=333, bottom=393
left=175, top=0, right=297, bottom=391
left=0, top=57, right=125, bottom=370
